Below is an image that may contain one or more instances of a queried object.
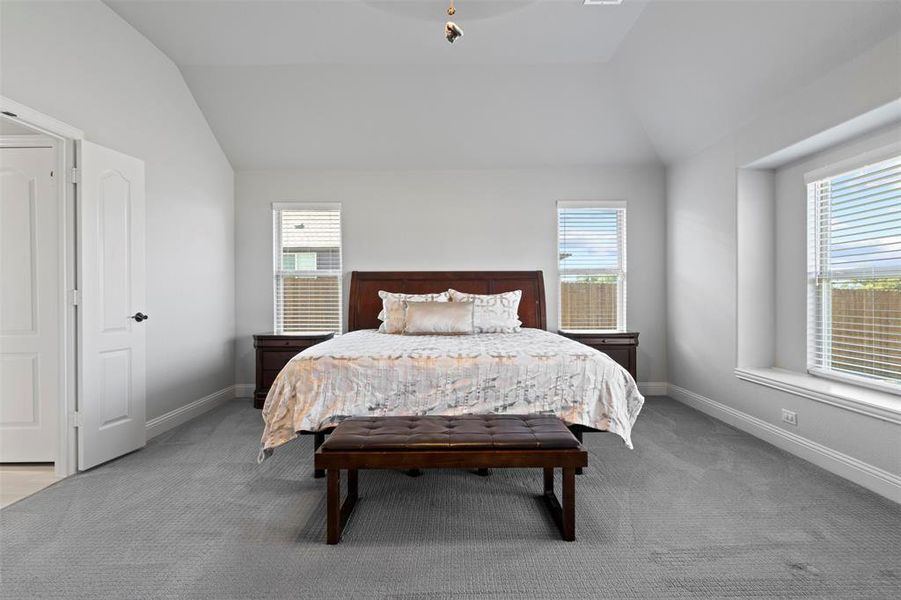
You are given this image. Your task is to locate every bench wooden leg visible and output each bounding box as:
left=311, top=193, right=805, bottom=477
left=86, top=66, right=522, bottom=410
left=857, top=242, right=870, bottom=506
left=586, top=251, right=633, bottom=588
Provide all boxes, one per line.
left=327, top=469, right=341, bottom=544
left=326, top=469, right=359, bottom=545
left=541, top=467, right=576, bottom=542
left=562, top=467, right=575, bottom=541
left=313, top=432, right=327, bottom=478
left=327, top=469, right=359, bottom=545
left=476, top=468, right=491, bottom=477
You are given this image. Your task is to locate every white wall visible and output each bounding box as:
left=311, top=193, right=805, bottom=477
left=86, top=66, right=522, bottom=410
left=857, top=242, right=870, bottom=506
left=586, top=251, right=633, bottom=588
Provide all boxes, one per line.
left=235, top=166, right=667, bottom=386
left=736, top=168, right=775, bottom=369
left=666, top=34, right=901, bottom=477
left=1, top=1, right=236, bottom=420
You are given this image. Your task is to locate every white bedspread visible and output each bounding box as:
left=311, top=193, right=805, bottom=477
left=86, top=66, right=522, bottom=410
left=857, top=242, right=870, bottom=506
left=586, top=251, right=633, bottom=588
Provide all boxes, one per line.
left=259, top=328, right=645, bottom=458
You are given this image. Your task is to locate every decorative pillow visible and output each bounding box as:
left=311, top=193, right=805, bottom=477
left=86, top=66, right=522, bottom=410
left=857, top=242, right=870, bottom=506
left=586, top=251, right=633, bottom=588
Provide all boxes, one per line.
left=403, top=301, right=474, bottom=335
left=377, top=290, right=450, bottom=333
left=447, top=289, right=522, bottom=333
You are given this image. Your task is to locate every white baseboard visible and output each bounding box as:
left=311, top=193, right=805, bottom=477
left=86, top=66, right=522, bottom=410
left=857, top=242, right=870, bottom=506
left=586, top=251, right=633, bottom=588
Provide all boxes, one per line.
left=639, top=382, right=669, bottom=396
left=146, top=385, right=239, bottom=439
left=234, top=383, right=254, bottom=398
left=668, top=383, right=901, bottom=503
left=146, top=378, right=899, bottom=502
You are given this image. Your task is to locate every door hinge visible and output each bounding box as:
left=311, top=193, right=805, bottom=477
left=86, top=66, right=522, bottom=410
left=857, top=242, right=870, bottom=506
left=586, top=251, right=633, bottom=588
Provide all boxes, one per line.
left=69, top=289, right=80, bottom=306
left=69, top=411, right=85, bottom=428
left=69, top=167, right=80, bottom=184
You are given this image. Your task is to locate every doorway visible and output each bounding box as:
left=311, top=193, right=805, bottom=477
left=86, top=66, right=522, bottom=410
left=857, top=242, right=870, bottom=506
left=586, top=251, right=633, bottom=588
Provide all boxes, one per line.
left=0, top=117, right=66, bottom=501
left=0, top=97, right=148, bottom=497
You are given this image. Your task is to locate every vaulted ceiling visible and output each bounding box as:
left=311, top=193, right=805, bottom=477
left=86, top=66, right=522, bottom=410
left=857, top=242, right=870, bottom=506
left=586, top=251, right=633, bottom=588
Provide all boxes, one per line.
left=106, top=0, right=901, bottom=169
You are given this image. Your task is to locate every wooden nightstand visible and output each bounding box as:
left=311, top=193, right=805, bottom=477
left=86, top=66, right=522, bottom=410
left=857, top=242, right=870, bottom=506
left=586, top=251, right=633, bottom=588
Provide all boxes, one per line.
left=253, top=332, right=335, bottom=409
left=558, top=330, right=639, bottom=380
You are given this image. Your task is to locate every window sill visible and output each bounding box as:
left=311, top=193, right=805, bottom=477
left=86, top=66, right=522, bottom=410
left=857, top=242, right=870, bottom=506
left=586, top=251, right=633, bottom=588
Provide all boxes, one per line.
left=734, top=367, right=901, bottom=425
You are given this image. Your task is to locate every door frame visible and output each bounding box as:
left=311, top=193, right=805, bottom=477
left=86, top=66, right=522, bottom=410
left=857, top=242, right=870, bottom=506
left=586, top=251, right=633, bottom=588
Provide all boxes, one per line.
left=1, top=96, right=83, bottom=477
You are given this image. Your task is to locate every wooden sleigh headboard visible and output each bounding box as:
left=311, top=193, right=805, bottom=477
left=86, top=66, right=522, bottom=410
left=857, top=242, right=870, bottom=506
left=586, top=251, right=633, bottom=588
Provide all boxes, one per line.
left=347, top=271, right=547, bottom=332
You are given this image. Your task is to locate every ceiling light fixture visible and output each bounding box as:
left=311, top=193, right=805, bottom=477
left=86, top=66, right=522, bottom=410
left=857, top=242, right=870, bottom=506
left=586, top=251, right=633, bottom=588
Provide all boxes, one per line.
left=445, top=0, right=463, bottom=44
left=583, top=0, right=624, bottom=5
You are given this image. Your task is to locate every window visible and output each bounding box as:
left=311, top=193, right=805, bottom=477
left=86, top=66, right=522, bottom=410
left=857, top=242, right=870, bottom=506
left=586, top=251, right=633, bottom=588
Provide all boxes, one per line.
left=557, top=201, right=626, bottom=331
left=807, top=154, right=901, bottom=391
left=273, top=203, right=342, bottom=333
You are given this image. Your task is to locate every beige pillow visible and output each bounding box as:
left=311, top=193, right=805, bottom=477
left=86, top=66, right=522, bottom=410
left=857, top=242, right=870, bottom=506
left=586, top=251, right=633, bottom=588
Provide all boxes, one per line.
left=403, top=301, right=474, bottom=335
left=448, top=289, right=522, bottom=333
left=377, top=290, right=450, bottom=333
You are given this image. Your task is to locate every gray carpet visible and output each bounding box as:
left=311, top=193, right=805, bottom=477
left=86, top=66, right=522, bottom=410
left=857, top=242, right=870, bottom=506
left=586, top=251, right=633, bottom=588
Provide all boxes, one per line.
left=1, top=398, right=899, bottom=599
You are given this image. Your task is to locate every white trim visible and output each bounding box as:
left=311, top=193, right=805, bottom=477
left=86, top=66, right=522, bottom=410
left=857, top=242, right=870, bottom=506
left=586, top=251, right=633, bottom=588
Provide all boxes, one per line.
left=272, top=208, right=280, bottom=333
left=1, top=122, right=75, bottom=478
left=556, top=200, right=628, bottom=331
left=557, top=199, right=626, bottom=210
left=0, top=100, right=81, bottom=478
left=804, top=147, right=901, bottom=393
left=272, top=201, right=342, bottom=211
left=0, top=134, right=55, bottom=147
left=803, top=140, right=901, bottom=184
left=234, top=383, right=255, bottom=398
left=745, top=98, right=901, bottom=170
left=669, top=383, right=901, bottom=503
left=143, top=378, right=901, bottom=503
left=735, top=367, right=901, bottom=425
left=146, top=386, right=240, bottom=439
left=0, top=96, right=83, bottom=140
left=638, top=382, right=669, bottom=396
left=807, top=367, right=901, bottom=399
left=272, top=203, right=343, bottom=334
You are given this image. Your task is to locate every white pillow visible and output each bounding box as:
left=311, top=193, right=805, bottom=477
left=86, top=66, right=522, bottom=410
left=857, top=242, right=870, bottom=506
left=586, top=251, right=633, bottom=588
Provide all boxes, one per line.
left=447, top=289, right=522, bottom=333
left=403, top=301, right=474, bottom=335
left=377, top=290, right=450, bottom=333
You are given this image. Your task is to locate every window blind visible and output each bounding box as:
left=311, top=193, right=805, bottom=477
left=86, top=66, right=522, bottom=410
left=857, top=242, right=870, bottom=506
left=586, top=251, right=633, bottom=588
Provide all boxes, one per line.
left=273, top=204, right=342, bottom=334
left=557, top=201, right=626, bottom=331
left=807, top=154, right=901, bottom=390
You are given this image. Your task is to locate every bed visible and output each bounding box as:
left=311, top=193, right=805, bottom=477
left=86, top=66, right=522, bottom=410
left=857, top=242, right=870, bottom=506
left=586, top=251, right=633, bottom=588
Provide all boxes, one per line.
left=259, top=271, right=645, bottom=461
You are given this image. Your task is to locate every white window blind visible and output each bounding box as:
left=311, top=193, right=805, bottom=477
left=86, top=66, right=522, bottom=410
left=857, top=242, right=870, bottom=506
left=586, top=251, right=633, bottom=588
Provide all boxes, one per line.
left=807, top=154, right=901, bottom=391
left=273, top=204, right=342, bottom=334
left=557, top=201, right=626, bottom=331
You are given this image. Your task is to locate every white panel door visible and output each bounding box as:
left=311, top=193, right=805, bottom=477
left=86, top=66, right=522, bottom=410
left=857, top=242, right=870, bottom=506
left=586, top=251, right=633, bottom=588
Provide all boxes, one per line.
left=78, top=141, right=146, bottom=470
left=0, top=146, right=59, bottom=462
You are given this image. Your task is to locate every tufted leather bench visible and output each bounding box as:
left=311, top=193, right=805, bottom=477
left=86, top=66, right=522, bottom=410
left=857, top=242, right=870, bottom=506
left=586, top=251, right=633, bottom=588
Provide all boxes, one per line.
left=314, top=415, right=588, bottom=544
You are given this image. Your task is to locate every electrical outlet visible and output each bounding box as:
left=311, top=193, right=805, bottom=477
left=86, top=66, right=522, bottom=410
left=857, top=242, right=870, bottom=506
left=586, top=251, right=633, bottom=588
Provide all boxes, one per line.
left=781, top=409, right=798, bottom=426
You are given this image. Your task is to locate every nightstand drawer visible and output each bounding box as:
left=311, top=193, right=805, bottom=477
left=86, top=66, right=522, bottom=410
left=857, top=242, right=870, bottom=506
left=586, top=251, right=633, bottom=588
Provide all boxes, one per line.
left=262, top=350, right=304, bottom=370
left=572, top=336, right=634, bottom=346
left=256, top=338, right=311, bottom=349
left=558, top=330, right=639, bottom=380
left=261, top=368, right=285, bottom=388
left=594, top=346, right=632, bottom=371
left=253, top=332, right=335, bottom=408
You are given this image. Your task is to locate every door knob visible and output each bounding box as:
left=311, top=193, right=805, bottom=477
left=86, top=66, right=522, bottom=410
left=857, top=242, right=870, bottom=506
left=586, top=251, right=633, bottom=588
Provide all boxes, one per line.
left=129, top=312, right=149, bottom=323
